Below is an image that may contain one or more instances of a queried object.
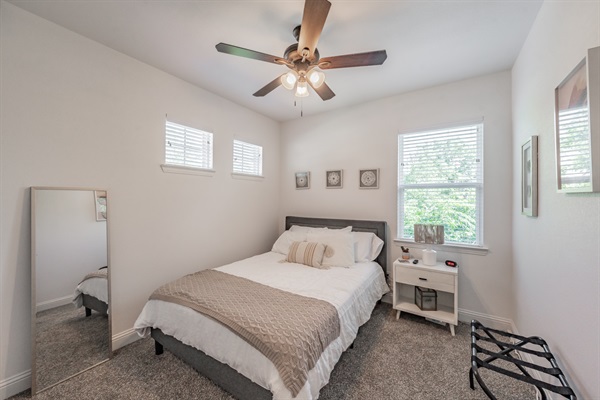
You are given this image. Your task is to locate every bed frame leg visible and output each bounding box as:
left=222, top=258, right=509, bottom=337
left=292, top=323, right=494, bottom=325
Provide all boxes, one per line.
left=85, top=307, right=91, bottom=317
left=155, top=340, right=164, bottom=355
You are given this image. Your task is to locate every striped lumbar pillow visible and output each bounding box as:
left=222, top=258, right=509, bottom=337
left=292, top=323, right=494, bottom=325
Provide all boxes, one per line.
left=286, top=241, right=328, bottom=269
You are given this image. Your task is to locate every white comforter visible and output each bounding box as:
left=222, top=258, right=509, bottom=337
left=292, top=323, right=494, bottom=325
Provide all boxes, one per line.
left=134, top=251, right=389, bottom=399
left=72, top=276, right=108, bottom=308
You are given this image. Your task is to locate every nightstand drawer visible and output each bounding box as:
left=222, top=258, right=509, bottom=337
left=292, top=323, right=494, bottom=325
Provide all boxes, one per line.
left=395, top=266, right=455, bottom=293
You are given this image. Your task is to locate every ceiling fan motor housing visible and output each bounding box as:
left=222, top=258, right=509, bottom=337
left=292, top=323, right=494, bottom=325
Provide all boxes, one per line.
left=284, top=43, right=320, bottom=65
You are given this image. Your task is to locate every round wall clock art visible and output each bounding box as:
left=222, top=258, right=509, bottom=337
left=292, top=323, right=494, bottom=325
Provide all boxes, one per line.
left=359, top=169, right=379, bottom=189
left=295, top=171, right=310, bottom=189
left=326, top=170, right=343, bottom=188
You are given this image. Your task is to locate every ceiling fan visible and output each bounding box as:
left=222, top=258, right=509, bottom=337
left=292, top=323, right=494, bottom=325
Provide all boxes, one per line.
left=215, top=0, right=387, bottom=101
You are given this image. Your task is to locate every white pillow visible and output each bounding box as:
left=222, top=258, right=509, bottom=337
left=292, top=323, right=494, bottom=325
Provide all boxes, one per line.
left=370, top=235, right=385, bottom=261
left=353, top=232, right=374, bottom=262
left=289, top=224, right=352, bottom=234
left=272, top=230, right=307, bottom=255
left=307, top=231, right=355, bottom=267
left=289, top=225, right=316, bottom=233
left=352, top=232, right=385, bottom=262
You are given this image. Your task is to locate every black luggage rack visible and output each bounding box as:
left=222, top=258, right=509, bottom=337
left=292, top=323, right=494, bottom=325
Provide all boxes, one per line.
left=470, top=320, right=576, bottom=400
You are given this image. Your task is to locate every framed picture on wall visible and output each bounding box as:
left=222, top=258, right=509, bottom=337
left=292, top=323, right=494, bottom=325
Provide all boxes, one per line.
left=359, top=168, right=379, bottom=189
left=326, top=170, right=343, bottom=188
left=295, top=172, right=310, bottom=189
left=521, top=136, right=538, bottom=217
left=94, top=190, right=107, bottom=221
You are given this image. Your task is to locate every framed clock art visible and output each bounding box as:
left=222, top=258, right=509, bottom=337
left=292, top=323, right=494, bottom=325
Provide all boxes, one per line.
left=359, top=168, right=379, bottom=189
left=295, top=171, right=310, bottom=189
left=326, top=170, right=343, bottom=188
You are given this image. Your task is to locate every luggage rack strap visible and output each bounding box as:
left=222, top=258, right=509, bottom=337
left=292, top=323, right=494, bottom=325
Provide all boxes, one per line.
left=469, top=320, right=576, bottom=400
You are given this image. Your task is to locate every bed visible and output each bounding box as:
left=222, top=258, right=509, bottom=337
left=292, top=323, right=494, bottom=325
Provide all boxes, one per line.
left=134, top=216, right=389, bottom=400
left=73, top=267, right=109, bottom=316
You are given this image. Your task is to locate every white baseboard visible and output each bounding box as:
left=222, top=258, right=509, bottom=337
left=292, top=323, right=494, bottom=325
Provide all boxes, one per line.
left=0, top=370, right=30, bottom=400
left=509, top=324, right=560, bottom=400
left=112, top=327, right=140, bottom=350
left=36, top=295, right=72, bottom=313
left=458, top=308, right=514, bottom=332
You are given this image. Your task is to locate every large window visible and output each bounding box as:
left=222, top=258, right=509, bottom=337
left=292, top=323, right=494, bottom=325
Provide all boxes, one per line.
left=165, top=120, right=213, bottom=170
left=397, top=123, right=483, bottom=245
left=233, top=140, right=262, bottom=176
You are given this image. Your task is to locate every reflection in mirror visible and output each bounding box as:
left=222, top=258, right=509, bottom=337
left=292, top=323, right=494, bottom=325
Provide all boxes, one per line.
left=31, top=187, right=111, bottom=394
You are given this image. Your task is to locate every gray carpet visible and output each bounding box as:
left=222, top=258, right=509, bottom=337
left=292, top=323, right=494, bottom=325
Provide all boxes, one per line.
left=13, top=303, right=536, bottom=399
left=35, top=303, right=110, bottom=391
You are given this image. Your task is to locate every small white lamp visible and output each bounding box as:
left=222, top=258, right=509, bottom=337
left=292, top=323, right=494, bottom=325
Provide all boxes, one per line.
left=414, top=224, right=444, bottom=266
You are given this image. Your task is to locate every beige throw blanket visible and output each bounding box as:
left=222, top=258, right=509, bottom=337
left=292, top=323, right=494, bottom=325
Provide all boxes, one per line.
left=79, top=268, right=107, bottom=284
left=149, top=269, right=341, bottom=397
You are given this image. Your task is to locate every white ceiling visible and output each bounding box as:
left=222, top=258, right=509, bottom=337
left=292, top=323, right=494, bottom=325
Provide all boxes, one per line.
left=8, top=0, right=543, bottom=122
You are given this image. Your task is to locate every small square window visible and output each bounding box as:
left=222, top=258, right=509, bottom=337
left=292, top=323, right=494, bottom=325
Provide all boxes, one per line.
left=233, top=140, right=262, bottom=176
left=165, top=121, right=213, bottom=170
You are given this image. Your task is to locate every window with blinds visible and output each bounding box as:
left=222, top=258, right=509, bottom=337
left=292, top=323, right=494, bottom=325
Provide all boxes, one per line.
left=556, top=106, right=591, bottom=189
left=398, top=123, right=484, bottom=245
left=165, top=121, right=213, bottom=170
left=233, top=140, right=262, bottom=176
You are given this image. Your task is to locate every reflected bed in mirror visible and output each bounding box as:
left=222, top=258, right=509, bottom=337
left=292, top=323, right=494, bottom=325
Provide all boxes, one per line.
left=31, top=187, right=112, bottom=394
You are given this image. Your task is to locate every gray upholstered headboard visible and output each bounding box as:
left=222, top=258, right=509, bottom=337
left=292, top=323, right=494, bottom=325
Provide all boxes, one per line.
left=285, top=216, right=387, bottom=276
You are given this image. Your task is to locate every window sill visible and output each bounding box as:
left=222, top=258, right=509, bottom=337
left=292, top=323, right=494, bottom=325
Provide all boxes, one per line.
left=393, top=238, right=489, bottom=256
left=231, top=173, right=264, bottom=181
left=161, top=164, right=215, bottom=177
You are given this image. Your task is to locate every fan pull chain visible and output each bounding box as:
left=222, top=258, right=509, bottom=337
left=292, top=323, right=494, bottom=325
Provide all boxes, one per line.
left=293, top=99, right=304, bottom=117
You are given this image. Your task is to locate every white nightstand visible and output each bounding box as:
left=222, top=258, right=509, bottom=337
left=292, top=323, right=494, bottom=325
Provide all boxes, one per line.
left=393, top=259, right=458, bottom=336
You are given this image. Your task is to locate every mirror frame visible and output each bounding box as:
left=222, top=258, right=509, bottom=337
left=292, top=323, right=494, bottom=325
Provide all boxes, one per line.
left=554, top=46, right=600, bottom=193
left=30, top=186, right=112, bottom=394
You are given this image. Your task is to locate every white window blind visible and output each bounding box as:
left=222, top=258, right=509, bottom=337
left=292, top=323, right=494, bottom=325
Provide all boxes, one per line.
left=233, top=140, right=262, bottom=176
left=165, top=121, right=213, bottom=169
left=398, top=123, right=484, bottom=245
left=557, top=106, right=591, bottom=188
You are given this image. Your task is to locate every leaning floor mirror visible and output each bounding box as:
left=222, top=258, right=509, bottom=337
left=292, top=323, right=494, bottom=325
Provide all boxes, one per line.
left=31, top=187, right=112, bottom=394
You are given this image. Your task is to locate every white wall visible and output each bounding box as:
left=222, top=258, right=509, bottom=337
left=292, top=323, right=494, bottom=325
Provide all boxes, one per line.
left=512, top=2, right=600, bottom=399
left=280, top=71, right=514, bottom=326
left=34, top=189, right=107, bottom=309
left=0, top=3, right=280, bottom=397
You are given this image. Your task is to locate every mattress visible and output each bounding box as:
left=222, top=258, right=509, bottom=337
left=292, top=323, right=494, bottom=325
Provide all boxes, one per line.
left=134, top=251, right=389, bottom=399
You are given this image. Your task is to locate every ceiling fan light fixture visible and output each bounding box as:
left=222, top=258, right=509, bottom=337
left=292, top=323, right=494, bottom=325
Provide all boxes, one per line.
left=295, top=78, right=309, bottom=97
left=281, top=70, right=298, bottom=90
left=307, top=69, right=325, bottom=88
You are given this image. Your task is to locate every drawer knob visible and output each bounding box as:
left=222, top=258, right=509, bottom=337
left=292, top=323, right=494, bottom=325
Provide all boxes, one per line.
left=419, top=277, right=427, bottom=281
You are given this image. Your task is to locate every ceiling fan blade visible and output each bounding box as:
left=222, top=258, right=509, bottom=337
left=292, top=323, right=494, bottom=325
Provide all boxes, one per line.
left=308, top=80, right=335, bottom=101
left=318, top=50, right=388, bottom=69
left=297, top=0, right=331, bottom=61
left=253, top=74, right=284, bottom=97
left=216, top=43, right=286, bottom=65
